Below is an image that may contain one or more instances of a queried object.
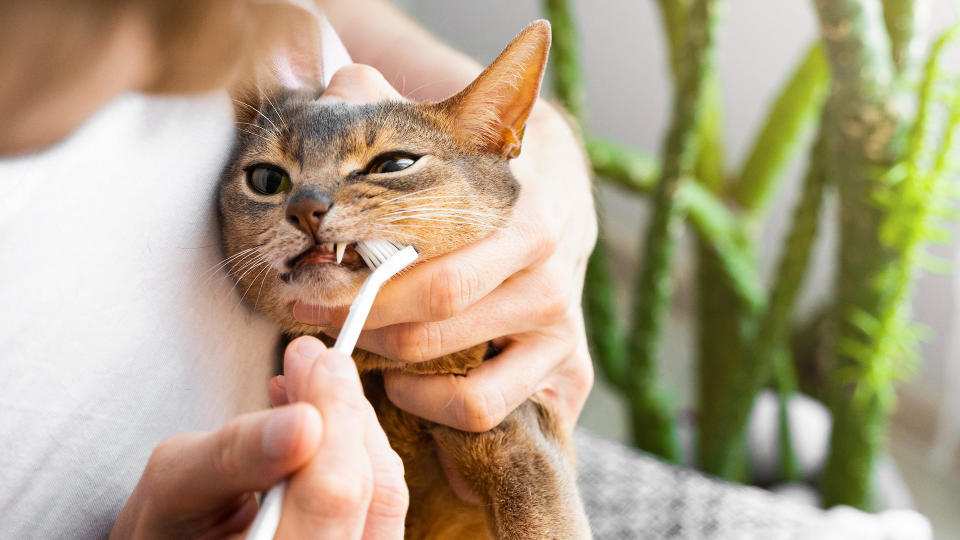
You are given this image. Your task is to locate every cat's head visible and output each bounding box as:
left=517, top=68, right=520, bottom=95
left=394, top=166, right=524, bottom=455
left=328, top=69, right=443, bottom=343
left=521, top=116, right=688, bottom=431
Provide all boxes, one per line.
left=219, top=20, right=550, bottom=331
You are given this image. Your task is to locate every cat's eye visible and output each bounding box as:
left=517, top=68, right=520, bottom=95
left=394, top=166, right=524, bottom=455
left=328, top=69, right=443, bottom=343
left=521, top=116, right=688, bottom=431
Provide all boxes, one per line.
left=366, top=153, right=419, bottom=174
left=247, top=165, right=292, bottom=195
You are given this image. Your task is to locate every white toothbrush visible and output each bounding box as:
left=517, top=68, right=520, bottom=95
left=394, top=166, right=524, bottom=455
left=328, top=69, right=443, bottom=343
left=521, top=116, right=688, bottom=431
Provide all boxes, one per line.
left=245, top=240, right=418, bottom=540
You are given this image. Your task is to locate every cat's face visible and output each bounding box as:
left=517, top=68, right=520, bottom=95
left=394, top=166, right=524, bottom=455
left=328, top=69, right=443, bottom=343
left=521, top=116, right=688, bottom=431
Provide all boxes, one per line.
left=218, top=95, right=518, bottom=328
left=218, top=22, right=550, bottom=332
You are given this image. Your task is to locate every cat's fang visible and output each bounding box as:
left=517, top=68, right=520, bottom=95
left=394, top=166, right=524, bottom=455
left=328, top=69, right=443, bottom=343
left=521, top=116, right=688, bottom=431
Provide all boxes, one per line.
left=336, top=243, right=345, bottom=265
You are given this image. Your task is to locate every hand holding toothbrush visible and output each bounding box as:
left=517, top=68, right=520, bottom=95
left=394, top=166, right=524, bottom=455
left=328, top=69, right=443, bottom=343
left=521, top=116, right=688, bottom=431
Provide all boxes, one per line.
left=110, top=336, right=407, bottom=540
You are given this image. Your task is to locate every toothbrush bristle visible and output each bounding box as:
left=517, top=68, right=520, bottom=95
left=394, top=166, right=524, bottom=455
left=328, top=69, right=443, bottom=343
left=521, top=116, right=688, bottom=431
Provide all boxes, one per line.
left=356, top=240, right=408, bottom=269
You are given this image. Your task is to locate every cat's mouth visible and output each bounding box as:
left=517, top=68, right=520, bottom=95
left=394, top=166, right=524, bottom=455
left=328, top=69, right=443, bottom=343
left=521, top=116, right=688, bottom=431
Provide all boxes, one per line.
left=286, top=242, right=367, bottom=272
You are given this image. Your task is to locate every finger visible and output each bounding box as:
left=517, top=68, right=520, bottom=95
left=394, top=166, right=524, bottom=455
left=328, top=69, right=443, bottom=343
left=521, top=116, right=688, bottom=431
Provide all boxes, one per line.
left=348, top=265, right=570, bottom=362
left=318, top=64, right=403, bottom=105
left=360, top=406, right=409, bottom=540
left=284, top=332, right=407, bottom=537
left=143, top=403, right=322, bottom=515
left=205, top=492, right=260, bottom=538
left=292, top=218, right=552, bottom=329
left=283, top=335, right=329, bottom=404
left=269, top=375, right=289, bottom=407
left=279, top=346, right=374, bottom=538
left=534, top=337, right=595, bottom=436
left=383, top=330, right=574, bottom=431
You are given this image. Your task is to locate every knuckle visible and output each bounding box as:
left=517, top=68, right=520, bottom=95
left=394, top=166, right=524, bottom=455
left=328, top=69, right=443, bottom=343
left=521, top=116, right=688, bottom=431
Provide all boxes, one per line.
left=312, top=468, right=373, bottom=514
left=428, top=265, right=478, bottom=320
left=538, top=279, right=570, bottom=325
left=457, top=383, right=507, bottom=432
left=520, top=220, right=557, bottom=262
left=569, top=354, right=595, bottom=396
left=145, top=435, right=188, bottom=481
left=369, top=464, right=410, bottom=519
left=324, top=381, right=371, bottom=414
left=212, top=421, right=244, bottom=479
left=384, top=323, right=442, bottom=363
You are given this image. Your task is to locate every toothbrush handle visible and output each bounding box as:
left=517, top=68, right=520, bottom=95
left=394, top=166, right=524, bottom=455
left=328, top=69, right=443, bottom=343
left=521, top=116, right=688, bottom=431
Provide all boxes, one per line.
left=245, top=480, right=286, bottom=540
left=244, top=245, right=417, bottom=540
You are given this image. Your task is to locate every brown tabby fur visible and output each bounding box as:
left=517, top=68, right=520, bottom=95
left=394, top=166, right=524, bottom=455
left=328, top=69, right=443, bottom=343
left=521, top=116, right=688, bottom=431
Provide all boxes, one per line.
left=218, top=21, right=590, bottom=539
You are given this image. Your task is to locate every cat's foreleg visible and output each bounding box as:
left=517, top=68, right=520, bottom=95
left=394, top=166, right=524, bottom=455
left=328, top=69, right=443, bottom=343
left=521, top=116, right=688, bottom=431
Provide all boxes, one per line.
left=431, top=399, right=592, bottom=540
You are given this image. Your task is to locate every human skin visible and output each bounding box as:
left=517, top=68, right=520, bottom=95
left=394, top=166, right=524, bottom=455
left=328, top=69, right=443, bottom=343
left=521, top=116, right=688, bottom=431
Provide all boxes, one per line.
left=111, top=337, right=409, bottom=539
left=312, top=0, right=597, bottom=436
left=1, top=0, right=595, bottom=535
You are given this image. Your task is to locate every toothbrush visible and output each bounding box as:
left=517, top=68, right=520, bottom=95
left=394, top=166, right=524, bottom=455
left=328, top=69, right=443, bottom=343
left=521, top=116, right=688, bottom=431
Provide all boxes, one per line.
left=245, top=240, right=418, bottom=540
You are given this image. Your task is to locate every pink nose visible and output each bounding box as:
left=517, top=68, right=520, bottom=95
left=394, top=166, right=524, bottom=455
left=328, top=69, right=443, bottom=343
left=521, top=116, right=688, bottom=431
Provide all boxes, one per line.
left=285, top=188, right=332, bottom=239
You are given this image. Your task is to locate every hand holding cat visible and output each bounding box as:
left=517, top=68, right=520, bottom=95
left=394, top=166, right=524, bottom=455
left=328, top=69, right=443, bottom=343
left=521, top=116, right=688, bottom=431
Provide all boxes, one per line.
left=110, top=336, right=407, bottom=540
left=290, top=66, right=597, bottom=435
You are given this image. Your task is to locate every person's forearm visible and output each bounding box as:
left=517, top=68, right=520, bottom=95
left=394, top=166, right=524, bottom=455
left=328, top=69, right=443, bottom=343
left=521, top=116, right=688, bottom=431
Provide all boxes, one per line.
left=318, top=0, right=582, bottom=165
left=318, top=0, right=480, bottom=100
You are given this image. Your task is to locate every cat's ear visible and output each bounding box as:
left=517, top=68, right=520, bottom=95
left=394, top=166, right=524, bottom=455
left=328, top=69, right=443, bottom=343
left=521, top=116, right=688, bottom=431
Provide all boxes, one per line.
left=436, top=20, right=551, bottom=158
left=231, top=0, right=350, bottom=123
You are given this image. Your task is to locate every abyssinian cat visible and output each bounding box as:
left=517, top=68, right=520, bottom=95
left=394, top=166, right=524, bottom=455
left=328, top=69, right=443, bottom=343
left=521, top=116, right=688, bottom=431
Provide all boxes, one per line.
left=219, top=20, right=591, bottom=539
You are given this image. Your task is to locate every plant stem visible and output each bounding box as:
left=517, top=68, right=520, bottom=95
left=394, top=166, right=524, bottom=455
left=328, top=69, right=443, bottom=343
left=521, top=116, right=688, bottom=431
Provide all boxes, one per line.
left=882, top=0, right=930, bottom=77
left=542, top=0, right=631, bottom=390
left=813, top=0, right=901, bottom=509
left=543, top=0, right=586, bottom=120
left=700, top=126, right=829, bottom=478
left=627, top=0, right=723, bottom=460
left=587, top=140, right=766, bottom=310
left=586, top=138, right=658, bottom=192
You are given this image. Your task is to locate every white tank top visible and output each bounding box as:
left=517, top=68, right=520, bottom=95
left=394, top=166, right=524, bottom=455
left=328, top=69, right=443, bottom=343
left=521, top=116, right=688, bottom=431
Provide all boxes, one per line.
left=0, top=19, right=351, bottom=539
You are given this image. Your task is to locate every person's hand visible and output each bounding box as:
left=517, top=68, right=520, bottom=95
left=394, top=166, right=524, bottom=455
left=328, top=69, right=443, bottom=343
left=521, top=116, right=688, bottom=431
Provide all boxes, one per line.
left=111, top=336, right=407, bottom=539
left=270, top=336, right=408, bottom=539
left=292, top=64, right=597, bottom=435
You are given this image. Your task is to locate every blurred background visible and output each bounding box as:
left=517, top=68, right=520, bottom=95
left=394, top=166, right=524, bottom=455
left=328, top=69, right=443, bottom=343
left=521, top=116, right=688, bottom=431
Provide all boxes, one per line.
left=395, top=0, right=960, bottom=536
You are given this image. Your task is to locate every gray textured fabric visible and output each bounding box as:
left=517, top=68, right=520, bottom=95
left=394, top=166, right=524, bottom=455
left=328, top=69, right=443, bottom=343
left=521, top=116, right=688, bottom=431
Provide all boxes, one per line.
left=575, top=429, right=827, bottom=539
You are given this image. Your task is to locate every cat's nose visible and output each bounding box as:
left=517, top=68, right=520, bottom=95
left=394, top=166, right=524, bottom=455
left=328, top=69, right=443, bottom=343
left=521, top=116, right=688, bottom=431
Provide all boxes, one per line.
left=286, top=187, right=333, bottom=238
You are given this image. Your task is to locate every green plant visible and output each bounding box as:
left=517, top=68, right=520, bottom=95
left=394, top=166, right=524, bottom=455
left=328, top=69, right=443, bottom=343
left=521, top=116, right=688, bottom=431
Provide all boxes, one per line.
left=543, top=0, right=960, bottom=509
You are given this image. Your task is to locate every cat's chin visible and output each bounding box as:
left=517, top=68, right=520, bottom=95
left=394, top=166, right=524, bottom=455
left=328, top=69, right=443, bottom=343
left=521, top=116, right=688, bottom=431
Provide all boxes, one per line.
left=283, top=265, right=368, bottom=306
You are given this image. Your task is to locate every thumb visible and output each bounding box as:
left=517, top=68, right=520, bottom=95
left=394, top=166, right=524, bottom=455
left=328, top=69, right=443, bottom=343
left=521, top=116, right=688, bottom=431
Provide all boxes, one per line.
left=318, top=64, right=403, bottom=105
left=147, top=403, right=323, bottom=514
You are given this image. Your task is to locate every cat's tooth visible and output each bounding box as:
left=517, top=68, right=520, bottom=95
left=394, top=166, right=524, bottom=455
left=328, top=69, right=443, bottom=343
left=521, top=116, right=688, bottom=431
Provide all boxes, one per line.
left=322, top=242, right=334, bottom=252
left=336, top=242, right=345, bottom=265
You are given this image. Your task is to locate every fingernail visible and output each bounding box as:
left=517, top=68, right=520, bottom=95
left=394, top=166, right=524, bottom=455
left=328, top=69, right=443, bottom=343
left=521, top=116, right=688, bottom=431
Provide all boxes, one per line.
left=321, top=350, right=358, bottom=381
left=295, top=336, right=326, bottom=359
left=262, top=406, right=302, bottom=460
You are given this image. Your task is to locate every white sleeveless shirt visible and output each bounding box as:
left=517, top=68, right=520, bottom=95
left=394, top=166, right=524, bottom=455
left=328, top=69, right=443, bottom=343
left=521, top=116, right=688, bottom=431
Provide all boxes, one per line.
left=0, top=20, right=351, bottom=540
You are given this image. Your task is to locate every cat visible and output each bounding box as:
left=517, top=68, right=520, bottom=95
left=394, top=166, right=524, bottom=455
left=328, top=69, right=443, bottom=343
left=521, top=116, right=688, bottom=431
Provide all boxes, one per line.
left=219, top=20, right=591, bottom=539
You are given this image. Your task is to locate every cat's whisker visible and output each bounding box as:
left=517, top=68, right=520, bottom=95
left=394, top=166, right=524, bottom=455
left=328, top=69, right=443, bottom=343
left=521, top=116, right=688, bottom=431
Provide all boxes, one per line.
left=381, top=207, right=504, bottom=220
left=231, top=99, right=283, bottom=138
left=201, top=247, right=264, bottom=285
left=235, top=127, right=273, bottom=144
left=226, top=249, right=268, bottom=277
left=380, top=211, right=504, bottom=227
left=382, top=208, right=502, bottom=219
left=234, top=121, right=273, bottom=137
left=383, top=216, right=498, bottom=229
left=240, top=259, right=276, bottom=309
left=376, top=185, right=447, bottom=206
left=253, top=265, right=276, bottom=310
left=260, top=92, right=289, bottom=132
left=399, top=78, right=454, bottom=100
left=231, top=258, right=272, bottom=311
left=228, top=254, right=270, bottom=298
left=380, top=195, right=475, bottom=207
left=202, top=246, right=256, bottom=276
